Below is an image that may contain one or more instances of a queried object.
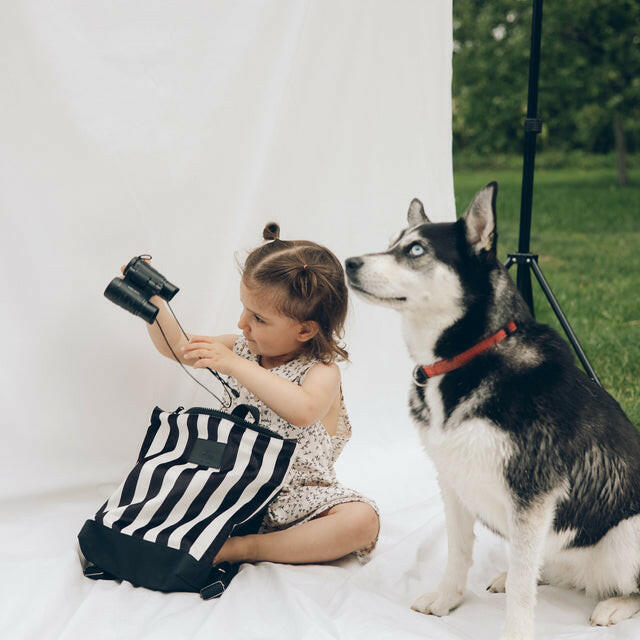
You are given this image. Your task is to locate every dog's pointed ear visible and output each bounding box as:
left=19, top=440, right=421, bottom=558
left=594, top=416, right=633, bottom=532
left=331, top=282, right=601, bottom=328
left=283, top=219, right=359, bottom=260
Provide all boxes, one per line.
left=407, top=198, right=430, bottom=226
left=464, top=182, right=498, bottom=255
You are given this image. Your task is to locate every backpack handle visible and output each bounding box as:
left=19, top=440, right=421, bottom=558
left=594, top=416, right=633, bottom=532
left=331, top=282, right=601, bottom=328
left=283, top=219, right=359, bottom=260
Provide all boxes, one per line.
left=231, top=404, right=260, bottom=424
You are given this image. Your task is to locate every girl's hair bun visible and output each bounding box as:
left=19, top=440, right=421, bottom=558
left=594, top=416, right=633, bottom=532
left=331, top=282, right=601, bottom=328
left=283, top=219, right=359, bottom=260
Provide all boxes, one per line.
left=263, top=222, right=280, bottom=241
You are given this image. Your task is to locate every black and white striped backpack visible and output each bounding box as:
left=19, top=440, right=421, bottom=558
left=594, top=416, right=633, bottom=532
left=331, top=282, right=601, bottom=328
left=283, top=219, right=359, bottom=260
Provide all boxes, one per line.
left=77, top=404, right=297, bottom=599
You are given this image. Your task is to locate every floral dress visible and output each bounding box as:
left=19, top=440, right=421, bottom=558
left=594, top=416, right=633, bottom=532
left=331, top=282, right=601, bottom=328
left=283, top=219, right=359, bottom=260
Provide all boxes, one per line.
left=227, top=336, right=380, bottom=564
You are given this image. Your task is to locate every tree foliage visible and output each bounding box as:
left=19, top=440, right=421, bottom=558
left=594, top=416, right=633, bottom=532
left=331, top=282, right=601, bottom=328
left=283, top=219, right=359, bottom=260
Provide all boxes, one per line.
left=452, top=0, right=640, bottom=159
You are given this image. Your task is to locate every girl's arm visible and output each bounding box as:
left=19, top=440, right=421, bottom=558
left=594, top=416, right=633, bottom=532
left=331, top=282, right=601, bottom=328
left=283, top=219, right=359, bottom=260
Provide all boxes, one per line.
left=144, top=295, right=192, bottom=361
left=145, top=296, right=238, bottom=365
left=229, top=357, right=341, bottom=427
left=182, top=337, right=340, bottom=427
left=119, top=260, right=233, bottom=366
left=145, top=296, right=236, bottom=366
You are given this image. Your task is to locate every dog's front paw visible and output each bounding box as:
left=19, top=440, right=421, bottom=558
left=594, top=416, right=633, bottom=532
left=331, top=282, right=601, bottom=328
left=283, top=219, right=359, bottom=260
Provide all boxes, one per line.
left=410, top=589, right=463, bottom=616
left=487, top=571, right=507, bottom=593
left=590, top=595, right=640, bottom=626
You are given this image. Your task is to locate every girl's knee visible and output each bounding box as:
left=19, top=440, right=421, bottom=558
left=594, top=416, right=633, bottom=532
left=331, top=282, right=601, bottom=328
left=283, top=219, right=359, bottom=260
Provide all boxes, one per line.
left=348, top=502, right=380, bottom=546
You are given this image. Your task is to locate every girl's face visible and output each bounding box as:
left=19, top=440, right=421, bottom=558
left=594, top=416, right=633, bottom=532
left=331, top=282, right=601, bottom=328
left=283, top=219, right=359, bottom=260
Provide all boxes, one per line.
left=238, top=281, right=317, bottom=362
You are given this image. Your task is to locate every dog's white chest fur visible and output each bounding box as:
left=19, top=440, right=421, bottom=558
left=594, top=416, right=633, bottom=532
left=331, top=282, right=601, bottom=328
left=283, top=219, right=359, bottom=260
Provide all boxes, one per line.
left=412, top=378, right=514, bottom=536
left=411, top=377, right=640, bottom=601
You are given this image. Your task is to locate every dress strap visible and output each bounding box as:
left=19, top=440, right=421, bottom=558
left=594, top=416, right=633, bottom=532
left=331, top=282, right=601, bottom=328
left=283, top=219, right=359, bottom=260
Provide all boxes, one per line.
left=295, top=358, right=321, bottom=385
left=233, top=335, right=254, bottom=360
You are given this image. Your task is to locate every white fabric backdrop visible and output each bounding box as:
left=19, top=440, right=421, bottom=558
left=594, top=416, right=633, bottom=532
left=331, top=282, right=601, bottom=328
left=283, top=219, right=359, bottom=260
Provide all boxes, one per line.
left=1, top=1, right=637, bottom=638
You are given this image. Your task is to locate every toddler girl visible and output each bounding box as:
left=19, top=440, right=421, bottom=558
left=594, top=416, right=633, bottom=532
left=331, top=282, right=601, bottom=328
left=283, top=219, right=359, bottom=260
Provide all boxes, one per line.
left=141, top=224, right=380, bottom=567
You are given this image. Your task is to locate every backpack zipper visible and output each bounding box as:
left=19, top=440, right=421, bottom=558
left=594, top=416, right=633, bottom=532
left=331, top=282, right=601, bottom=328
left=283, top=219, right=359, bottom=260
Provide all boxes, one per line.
left=170, top=406, right=287, bottom=440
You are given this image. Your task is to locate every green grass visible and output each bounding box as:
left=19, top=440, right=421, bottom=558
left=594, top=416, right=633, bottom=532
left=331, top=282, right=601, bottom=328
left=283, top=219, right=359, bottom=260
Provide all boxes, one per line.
left=453, top=165, right=640, bottom=426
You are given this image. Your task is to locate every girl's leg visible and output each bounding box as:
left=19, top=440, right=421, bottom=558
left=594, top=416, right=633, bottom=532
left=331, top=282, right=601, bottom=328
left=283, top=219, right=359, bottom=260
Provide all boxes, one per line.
left=213, top=501, right=379, bottom=565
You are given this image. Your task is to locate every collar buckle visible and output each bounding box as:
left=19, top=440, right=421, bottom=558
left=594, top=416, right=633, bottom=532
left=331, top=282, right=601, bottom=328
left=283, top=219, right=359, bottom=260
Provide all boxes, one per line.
left=412, top=364, right=429, bottom=387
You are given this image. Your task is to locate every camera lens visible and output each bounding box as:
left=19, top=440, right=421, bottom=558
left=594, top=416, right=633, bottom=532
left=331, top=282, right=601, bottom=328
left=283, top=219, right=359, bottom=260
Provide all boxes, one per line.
left=124, top=257, right=179, bottom=301
left=104, top=278, right=159, bottom=324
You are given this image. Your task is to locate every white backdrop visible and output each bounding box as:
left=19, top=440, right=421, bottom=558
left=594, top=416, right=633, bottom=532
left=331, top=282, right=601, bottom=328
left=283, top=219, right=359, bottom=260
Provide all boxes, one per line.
left=1, top=0, right=454, bottom=499
left=2, top=2, right=637, bottom=639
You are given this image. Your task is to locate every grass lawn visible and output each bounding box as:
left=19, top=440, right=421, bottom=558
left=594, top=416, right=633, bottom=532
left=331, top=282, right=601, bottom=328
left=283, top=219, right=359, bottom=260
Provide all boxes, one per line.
left=453, top=165, right=640, bottom=427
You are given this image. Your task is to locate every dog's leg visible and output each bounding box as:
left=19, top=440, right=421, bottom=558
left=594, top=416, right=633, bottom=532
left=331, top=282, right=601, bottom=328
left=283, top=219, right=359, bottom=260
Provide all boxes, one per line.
left=411, top=481, right=475, bottom=616
left=501, top=494, right=556, bottom=640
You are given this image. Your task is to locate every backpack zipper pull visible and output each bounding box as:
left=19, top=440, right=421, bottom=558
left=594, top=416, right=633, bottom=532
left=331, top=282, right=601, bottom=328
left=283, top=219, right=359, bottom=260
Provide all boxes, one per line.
left=172, top=406, right=185, bottom=415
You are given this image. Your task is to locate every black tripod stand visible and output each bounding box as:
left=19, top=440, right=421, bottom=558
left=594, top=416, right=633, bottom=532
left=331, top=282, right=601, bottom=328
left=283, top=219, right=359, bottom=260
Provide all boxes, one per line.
left=503, top=0, right=601, bottom=386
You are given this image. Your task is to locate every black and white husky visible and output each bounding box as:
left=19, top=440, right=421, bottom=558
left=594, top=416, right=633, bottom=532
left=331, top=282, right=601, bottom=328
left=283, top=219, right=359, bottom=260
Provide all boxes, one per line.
left=345, top=183, right=640, bottom=640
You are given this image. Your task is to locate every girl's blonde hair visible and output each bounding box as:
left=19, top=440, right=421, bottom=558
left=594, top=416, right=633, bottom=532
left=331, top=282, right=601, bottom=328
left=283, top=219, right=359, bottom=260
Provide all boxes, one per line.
left=240, top=223, right=349, bottom=363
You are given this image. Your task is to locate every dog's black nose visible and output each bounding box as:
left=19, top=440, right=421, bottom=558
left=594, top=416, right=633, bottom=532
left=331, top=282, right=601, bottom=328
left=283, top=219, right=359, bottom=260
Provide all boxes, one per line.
left=345, top=257, right=363, bottom=273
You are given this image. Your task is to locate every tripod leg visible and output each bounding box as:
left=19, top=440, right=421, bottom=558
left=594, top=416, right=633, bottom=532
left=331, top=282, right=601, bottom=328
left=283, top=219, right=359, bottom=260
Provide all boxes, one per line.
left=528, top=258, right=602, bottom=386
left=517, top=263, right=535, bottom=316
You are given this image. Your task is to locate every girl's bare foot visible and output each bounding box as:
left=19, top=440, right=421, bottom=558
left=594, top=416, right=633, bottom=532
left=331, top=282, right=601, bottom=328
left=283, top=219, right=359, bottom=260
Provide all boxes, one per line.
left=212, top=535, right=253, bottom=566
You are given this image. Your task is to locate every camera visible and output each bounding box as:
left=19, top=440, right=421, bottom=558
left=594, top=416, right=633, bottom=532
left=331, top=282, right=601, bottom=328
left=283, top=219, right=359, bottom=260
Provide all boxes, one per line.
left=104, top=255, right=179, bottom=324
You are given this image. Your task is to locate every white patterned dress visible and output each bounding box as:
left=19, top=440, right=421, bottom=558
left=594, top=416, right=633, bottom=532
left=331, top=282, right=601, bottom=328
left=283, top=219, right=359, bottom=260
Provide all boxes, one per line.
left=227, top=336, right=380, bottom=563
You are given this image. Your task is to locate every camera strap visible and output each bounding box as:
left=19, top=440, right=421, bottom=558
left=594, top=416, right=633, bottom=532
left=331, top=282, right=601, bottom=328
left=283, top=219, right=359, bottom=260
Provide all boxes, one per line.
left=156, top=302, right=240, bottom=408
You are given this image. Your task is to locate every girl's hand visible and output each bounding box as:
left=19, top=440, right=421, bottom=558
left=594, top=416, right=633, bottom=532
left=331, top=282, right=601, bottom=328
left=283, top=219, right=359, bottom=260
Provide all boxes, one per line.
left=181, top=336, right=238, bottom=375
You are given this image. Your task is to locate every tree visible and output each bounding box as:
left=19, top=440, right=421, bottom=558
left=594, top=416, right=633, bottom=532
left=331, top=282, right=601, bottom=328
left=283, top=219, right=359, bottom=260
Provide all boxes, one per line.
left=453, top=0, right=640, bottom=184
left=453, top=0, right=530, bottom=156
left=544, top=1, right=640, bottom=185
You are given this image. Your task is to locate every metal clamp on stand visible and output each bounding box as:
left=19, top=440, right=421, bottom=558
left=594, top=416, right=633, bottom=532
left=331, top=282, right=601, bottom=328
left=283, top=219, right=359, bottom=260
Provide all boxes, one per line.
left=505, top=253, right=601, bottom=386
left=524, top=117, right=543, bottom=133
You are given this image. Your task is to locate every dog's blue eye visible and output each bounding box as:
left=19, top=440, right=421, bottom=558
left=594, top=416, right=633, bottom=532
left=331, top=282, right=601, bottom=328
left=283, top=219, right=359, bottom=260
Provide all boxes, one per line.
left=407, top=243, right=425, bottom=257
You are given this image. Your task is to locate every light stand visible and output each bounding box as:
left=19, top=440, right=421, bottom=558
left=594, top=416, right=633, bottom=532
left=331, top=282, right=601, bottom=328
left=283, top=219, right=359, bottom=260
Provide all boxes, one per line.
left=503, top=0, right=602, bottom=386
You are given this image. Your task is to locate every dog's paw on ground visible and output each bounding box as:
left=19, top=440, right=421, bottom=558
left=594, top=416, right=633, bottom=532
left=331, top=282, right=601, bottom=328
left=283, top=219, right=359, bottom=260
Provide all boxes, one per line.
left=590, top=595, right=640, bottom=626
left=410, top=589, right=463, bottom=616
left=487, top=571, right=507, bottom=593
left=486, top=571, right=548, bottom=593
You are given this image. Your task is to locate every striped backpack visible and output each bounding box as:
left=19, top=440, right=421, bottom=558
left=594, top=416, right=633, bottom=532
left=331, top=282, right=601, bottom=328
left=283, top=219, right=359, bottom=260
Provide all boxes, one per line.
left=77, top=404, right=297, bottom=599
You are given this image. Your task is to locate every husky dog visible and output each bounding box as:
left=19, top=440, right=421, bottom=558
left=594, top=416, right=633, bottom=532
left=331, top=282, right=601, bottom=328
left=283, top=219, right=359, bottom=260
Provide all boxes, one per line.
left=345, top=183, right=640, bottom=639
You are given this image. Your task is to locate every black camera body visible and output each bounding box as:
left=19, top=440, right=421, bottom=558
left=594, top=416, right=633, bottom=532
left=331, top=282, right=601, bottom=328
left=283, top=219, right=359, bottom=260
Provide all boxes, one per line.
left=104, top=256, right=179, bottom=324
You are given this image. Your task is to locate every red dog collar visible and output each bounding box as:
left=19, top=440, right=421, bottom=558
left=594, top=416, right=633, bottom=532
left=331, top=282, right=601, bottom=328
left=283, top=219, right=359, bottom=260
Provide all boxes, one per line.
left=412, top=321, right=518, bottom=385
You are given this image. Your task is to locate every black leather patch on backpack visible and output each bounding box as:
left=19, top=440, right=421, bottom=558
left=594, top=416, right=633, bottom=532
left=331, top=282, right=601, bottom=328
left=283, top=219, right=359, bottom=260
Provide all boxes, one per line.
left=188, top=439, right=226, bottom=469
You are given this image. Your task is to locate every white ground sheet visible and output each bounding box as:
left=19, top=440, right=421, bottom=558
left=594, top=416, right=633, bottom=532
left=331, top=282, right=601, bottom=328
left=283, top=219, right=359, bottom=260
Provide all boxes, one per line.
left=1, top=1, right=638, bottom=638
